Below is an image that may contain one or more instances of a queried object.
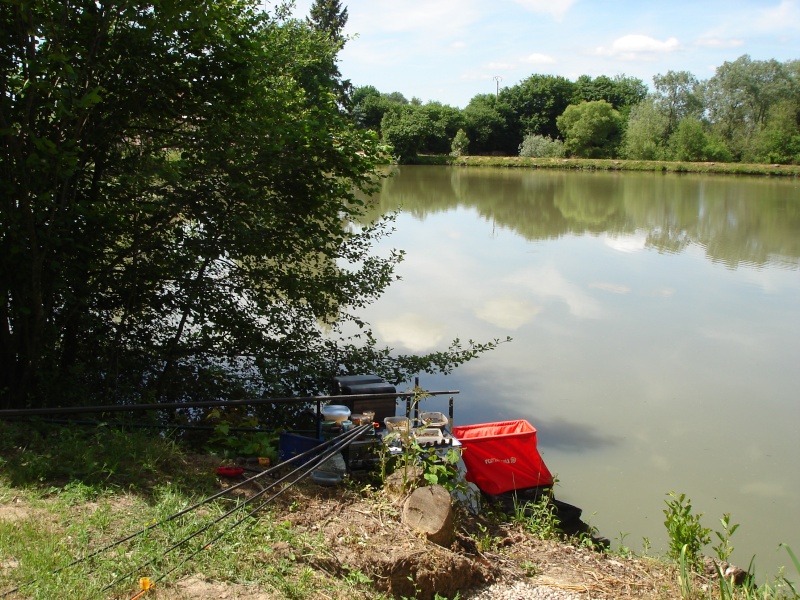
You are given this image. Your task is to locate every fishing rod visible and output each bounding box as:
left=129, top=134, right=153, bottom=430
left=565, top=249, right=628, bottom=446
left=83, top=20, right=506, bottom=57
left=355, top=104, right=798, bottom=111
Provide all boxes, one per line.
left=0, top=425, right=368, bottom=599
left=25, top=417, right=284, bottom=434
left=141, top=428, right=365, bottom=598
left=0, top=390, right=459, bottom=418
left=102, top=424, right=371, bottom=597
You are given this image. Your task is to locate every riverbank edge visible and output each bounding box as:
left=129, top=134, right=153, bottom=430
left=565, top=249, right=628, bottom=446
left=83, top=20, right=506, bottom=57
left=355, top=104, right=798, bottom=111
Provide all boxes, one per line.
left=409, top=154, right=800, bottom=177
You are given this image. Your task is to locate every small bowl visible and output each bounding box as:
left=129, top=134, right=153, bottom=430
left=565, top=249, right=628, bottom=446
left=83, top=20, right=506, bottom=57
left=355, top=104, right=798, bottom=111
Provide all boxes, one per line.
left=321, top=404, right=351, bottom=423
left=384, top=416, right=411, bottom=433
left=420, top=411, right=448, bottom=429
left=414, top=427, right=445, bottom=446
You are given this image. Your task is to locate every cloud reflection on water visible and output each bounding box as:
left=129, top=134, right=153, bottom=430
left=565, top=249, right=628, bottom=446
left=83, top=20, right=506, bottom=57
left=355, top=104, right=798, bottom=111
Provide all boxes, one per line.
left=474, top=296, right=543, bottom=329
left=508, top=265, right=603, bottom=319
left=604, top=232, right=648, bottom=253
left=375, top=312, right=445, bottom=351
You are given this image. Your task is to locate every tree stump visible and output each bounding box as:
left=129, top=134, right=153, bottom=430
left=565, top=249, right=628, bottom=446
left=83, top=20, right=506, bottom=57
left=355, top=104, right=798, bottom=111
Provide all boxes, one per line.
left=402, top=485, right=454, bottom=547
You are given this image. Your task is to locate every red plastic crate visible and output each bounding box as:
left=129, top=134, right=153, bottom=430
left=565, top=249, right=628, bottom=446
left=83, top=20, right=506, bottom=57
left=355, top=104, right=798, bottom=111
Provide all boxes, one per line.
left=452, top=420, right=554, bottom=495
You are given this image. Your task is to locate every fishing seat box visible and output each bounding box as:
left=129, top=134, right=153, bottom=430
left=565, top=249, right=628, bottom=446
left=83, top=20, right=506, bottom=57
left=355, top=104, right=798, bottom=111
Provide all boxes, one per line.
left=332, top=375, right=397, bottom=425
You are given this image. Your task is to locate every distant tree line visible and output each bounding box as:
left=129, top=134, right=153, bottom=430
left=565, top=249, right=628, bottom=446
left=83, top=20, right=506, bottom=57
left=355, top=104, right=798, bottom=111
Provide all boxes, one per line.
left=347, top=55, right=800, bottom=165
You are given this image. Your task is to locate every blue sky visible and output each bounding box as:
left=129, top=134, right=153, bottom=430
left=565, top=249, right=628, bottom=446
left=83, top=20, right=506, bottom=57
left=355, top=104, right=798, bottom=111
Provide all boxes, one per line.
left=287, top=0, right=799, bottom=108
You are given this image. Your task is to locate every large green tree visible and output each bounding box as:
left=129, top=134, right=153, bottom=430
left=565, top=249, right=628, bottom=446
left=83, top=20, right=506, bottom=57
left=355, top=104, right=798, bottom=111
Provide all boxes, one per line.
left=556, top=100, right=624, bottom=158
left=652, top=70, right=703, bottom=136
left=503, top=74, right=575, bottom=146
left=306, top=0, right=350, bottom=108
left=416, top=102, right=465, bottom=154
left=307, top=0, right=348, bottom=44
left=379, top=104, right=431, bottom=162
left=702, top=55, right=796, bottom=160
left=462, top=93, right=514, bottom=155
left=573, top=74, right=647, bottom=114
left=622, top=98, right=669, bottom=160
left=0, top=0, right=494, bottom=409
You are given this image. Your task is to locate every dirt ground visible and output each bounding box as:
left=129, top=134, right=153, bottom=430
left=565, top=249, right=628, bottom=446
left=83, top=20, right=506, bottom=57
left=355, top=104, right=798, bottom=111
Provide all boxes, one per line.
left=168, top=463, right=686, bottom=600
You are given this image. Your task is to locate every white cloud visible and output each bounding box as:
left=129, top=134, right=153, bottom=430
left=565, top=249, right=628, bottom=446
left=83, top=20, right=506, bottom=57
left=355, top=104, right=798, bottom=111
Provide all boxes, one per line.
left=474, top=297, right=543, bottom=329
left=511, top=0, right=576, bottom=20
left=741, top=268, right=799, bottom=293
left=459, top=70, right=491, bottom=81
left=486, top=61, right=515, bottom=70
left=695, top=37, right=744, bottom=49
left=755, top=0, right=800, bottom=32
left=347, top=0, right=483, bottom=38
left=595, top=34, right=681, bottom=60
left=650, top=454, right=671, bottom=472
left=699, top=327, right=761, bottom=350
left=341, top=40, right=406, bottom=68
left=521, top=53, right=556, bottom=65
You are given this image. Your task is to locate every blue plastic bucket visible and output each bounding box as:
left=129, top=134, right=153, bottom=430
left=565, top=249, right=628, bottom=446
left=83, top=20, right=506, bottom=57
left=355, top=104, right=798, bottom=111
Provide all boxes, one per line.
left=278, top=433, right=323, bottom=465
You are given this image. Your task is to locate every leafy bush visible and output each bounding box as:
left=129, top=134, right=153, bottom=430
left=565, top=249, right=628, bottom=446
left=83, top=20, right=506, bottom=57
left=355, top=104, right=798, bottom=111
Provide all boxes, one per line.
left=663, top=491, right=711, bottom=568
left=518, top=134, right=566, bottom=158
left=704, top=135, right=734, bottom=162
left=556, top=100, right=623, bottom=158
left=668, top=118, right=733, bottom=162
left=451, top=128, right=470, bottom=157
left=668, top=118, right=708, bottom=161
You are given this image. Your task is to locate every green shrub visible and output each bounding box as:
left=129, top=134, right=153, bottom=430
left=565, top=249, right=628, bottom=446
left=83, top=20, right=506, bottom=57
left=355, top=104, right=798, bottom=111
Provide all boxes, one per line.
left=450, top=128, right=470, bottom=157
left=663, top=491, right=711, bottom=568
left=519, top=134, right=566, bottom=158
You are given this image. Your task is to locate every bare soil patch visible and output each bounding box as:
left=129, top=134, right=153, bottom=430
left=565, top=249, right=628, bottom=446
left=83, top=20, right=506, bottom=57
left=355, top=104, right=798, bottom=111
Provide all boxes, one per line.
left=205, top=466, right=682, bottom=600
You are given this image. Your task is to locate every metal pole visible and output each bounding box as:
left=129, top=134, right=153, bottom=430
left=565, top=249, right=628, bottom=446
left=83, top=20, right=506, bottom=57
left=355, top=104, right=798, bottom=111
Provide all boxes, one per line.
left=493, top=75, right=502, bottom=98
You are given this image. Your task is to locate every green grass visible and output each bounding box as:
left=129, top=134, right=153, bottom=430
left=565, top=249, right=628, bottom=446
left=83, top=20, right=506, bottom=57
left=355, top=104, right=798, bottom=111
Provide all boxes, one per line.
left=509, top=492, right=561, bottom=541
left=0, top=420, right=211, bottom=494
left=407, top=154, right=800, bottom=176
left=0, top=421, right=369, bottom=600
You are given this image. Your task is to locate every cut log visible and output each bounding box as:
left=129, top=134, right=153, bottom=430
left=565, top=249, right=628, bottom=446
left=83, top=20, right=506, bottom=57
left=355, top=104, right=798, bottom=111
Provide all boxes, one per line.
left=402, top=485, right=454, bottom=547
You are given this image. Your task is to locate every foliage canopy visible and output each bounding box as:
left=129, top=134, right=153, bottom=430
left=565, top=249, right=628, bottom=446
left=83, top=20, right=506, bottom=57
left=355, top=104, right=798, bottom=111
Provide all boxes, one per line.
left=557, top=101, right=623, bottom=158
left=0, top=0, right=500, bottom=410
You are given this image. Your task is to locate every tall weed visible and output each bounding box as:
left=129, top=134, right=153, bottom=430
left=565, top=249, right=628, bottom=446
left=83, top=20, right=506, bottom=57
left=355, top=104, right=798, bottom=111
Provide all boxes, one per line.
left=664, top=491, right=711, bottom=568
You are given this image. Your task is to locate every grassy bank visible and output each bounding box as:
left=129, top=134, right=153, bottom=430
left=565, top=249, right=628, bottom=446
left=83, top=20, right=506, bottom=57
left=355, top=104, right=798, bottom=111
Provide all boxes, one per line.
left=1, top=422, right=798, bottom=599
left=409, top=154, right=800, bottom=177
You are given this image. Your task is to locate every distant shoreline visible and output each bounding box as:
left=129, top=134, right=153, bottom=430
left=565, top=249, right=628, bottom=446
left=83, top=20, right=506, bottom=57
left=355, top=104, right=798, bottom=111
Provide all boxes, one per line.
left=408, top=155, right=800, bottom=177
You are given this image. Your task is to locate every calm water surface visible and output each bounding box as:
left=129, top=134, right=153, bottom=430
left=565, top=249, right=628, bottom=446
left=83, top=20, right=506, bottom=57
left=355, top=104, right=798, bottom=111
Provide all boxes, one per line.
left=358, top=166, right=800, bottom=577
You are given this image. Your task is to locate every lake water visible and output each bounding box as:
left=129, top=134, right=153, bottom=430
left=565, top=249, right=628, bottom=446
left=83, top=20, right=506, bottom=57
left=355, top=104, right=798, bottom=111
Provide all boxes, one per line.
left=357, top=166, right=800, bottom=578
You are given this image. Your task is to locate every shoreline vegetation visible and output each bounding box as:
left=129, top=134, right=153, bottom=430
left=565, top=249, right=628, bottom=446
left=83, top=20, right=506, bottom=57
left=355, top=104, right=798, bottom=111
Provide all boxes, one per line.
left=409, top=155, right=800, bottom=177
left=1, top=423, right=798, bottom=599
